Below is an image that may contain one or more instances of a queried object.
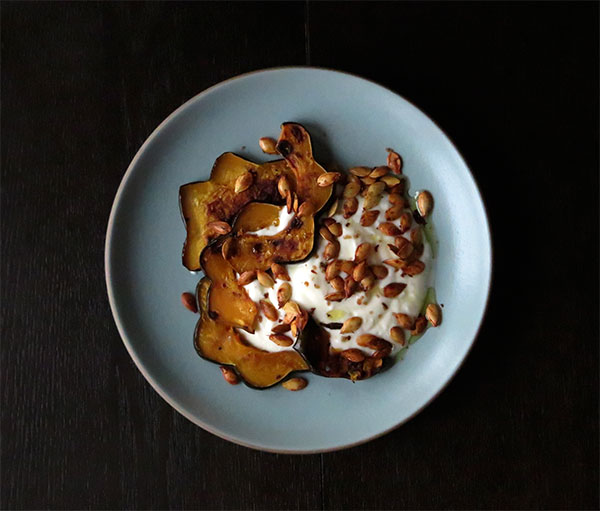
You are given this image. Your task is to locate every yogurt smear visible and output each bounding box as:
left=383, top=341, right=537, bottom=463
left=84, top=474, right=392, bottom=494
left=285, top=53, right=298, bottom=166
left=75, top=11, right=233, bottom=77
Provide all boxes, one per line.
left=239, top=194, right=434, bottom=355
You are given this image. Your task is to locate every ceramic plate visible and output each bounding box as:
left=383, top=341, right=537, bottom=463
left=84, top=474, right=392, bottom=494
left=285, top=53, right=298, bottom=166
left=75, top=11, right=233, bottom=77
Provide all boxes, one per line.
left=105, top=67, right=491, bottom=453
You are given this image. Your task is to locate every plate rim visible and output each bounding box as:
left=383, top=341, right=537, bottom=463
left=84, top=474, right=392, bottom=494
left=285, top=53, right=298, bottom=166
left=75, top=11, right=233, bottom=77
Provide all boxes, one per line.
left=105, top=66, right=493, bottom=454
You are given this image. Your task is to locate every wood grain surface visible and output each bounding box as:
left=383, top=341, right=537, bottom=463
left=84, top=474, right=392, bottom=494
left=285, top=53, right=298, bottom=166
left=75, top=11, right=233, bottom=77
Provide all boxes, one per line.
left=1, top=2, right=598, bottom=510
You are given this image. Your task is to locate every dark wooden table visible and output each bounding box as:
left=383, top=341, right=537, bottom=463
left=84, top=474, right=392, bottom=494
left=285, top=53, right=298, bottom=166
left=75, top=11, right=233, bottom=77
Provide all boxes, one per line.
left=2, top=2, right=598, bottom=509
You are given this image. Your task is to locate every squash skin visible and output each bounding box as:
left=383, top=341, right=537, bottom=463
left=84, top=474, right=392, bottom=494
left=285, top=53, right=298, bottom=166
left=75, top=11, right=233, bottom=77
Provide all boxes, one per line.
left=222, top=202, right=315, bottom=273
left=194, top=278, right=309, bottom=389
left=200, top=240, right=258, bottom=332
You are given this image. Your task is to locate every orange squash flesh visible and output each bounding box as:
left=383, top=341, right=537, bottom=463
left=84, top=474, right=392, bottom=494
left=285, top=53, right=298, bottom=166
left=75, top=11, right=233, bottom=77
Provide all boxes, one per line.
left=194, top=278, right=309, bottom=388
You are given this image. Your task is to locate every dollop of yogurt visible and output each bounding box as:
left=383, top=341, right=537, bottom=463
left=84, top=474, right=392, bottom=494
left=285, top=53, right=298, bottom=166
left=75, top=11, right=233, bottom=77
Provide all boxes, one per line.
left=238, top=194, right=434, bottom=355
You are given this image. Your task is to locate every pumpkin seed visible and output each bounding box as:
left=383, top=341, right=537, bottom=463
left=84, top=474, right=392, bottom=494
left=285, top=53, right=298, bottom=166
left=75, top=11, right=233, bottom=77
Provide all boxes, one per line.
left=349, top=166, right=371, bottom=177
left=425, top=303, right=442, bottom=327
left=282, top=377, right=308, bottom=391
left=269, top=333, right=294, bottom=347
left=340, top=349, right=366, bottom=362
left=234, top=171, right=254, bottom=193
left=220, top=366, right=240, bottom=385
left=383, top=283, right=407, bottom=298
left=277, top=283, right=292, bottom=308
left=394, top=313, right=414, bottom=329
left=360, top=210, right=380, bottom=226
left=259, top=137, right=278, bottom=154
left=369, top=165, right=391, bottom=179
left=259, top=300, right=278, bottom=321
left=417, top=190, right=434, bottom=217
left=340, top=316, right=363, bottom=334
left=317, top=172, right=341, bottom=187
left=237, top=270, right=257, bottom=286
left=256, top=270, right=275, bottom=288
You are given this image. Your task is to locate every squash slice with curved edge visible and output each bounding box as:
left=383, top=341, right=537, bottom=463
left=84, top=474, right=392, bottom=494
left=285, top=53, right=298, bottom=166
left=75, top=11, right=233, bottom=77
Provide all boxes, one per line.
left=179, top=122, right=333, bottom=271
left=180, top=153, right=289, bottom=271
left=200, top=240, right=257, bottom=332
left=222, top=202, right=315, bottom=273
left=275, top=122, right=332, bottom=211
left=194, top=278, right=309, bottom=388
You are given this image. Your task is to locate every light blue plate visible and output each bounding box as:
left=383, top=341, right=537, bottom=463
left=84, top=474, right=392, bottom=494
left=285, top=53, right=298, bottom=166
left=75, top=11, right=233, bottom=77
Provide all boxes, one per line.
left=105, top=68, right=492, bottom=453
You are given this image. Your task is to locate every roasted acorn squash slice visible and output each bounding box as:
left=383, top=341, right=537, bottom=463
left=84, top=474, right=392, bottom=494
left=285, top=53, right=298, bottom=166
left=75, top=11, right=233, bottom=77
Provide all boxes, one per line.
left=179, top=123, right=332, bottom=271
left=194, top=278, right=309, bottom=388
left=200, top=240, right=258, bottom=332
left=222, top=202, right=315, bottom=273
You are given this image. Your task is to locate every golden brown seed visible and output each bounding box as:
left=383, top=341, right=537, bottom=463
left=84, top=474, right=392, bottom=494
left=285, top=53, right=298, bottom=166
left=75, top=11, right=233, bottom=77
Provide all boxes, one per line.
left=297, top=201, right=314, bottom=217
left=207, top=221, right=231, bottom=236
left=411, top=227, right=423, bottom=246
left=325, top=291, right=345, bottom=302
left=319, top=226, right=336, bottom=243
left=271, top=323, right=291, bottom=334
left=411, top=316, right=427, bottom=335
left=323, top=241, right=340, bottom=260
left=347, top=174, right=361, bottom=186
left=387, top=149, right=403, bottom=174
left=394, top=313, right=415, bottom=329
left=341, top=260, right=355, bottom=275
left=388, top=193, right=406, bottom=207
left=394, top=237, right=414, bottom=259
left=354, top=242, right=372, bottom=263
left=352, top=260, right=368, bottom=282
left=237, top=270, right=257, bottom=286
left=380, top=175, right=401, bottom=188
left=369, top=338, right=393, bottom=352
left=340, top=349, right=366, bottom=363
left=390, top=326, right=406, bottom=345
left=181, top=292, right=198, bottom=313
left=282, top=377, right=308, bottom=391
left=327, top=222, right=343, bottom=237
left=385, top=204, right=404, bottom=221
left=417, top=190, right=434, bottom=217
left=399, top=212, right=412, bottom=233
left=383, top=258, right=407, bottom=270
left=277, top=177, right=291, bottom=201
left=391, top=181, right=406, bottom=195
left=383, top=283, right=407, bottom=298
left=343, top=181, right=361, bottom=198
left=356, top=334, right=381, bottom=348
left=220, top=366, right=240, bottom=385
left=361, top=176, right=376, bottom=186
left=425, top=303, right=442, bottom=327
left=282, top=301, right=301, bottom=318
left=327, top=199, right=339, bottom=217
left=360, top=210, right=380, bottom=227
left=259, top=137, right=278, bottom=154
left=317, top=172, right=342, bottom=187
left=235, top=171, right=254, bottom=193
left=330, top=276, right=345, bottom=292
left=269, top=333, right=294, bottom=347
left=371, top=346, right=392, bottom=359
left=344, top=275, right=358, bottom=298
left=324, top=257, right=345, bottom=278
left=363, top=182, right=386, bottom=209
left=259, top=300, right=279, bottom=321
left=370, top=165, right=391, bottom=179
left=373, top=358, right=384, bottom=369
left=371, top=265, right=389, bottom=279
left=341, top=316, right=363, bottom=334
left=290, top=320, right=298, bottom=337
left=360, top=275, right=375, bottom=291
left=342, top=197, right=358, bottom=218
left=256, top=270, right=275, bottom=288
left=285, top=190, right=293, bottom=213
left=403, top=260, right=425, bottom=276
left=325, top=260, right=342, bottom=281
left=271, top=263, right=290, bottom=281
left=293, top=193, right=299, bottom=213
left=277, top=283, right=292, bottom=308
left=349, top=166, right=372, bottom=177
left=378, top=222, right=402, bottom=237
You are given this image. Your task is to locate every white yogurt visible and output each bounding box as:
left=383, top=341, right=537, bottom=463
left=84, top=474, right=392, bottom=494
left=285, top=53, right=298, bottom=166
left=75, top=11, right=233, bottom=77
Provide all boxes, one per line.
left=238, top=194, right=434, bottom=354
left=247, top=207, right=295, bottom=236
